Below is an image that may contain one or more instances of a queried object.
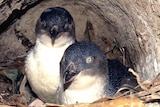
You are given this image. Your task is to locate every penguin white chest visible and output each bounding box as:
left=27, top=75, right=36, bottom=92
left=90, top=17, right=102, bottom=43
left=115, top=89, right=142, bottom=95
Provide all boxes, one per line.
left=62, top=76, right=106, bottom=104
left=25, top=42, right=70, bottom=102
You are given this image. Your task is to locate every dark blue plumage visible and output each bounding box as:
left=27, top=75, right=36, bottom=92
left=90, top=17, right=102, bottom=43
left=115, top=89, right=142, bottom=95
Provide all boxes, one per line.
left=35, top=7, right=75, bottom=41
left=108, top=59, right=136, bottom=92
left=61, top=41, right=107, bottom=76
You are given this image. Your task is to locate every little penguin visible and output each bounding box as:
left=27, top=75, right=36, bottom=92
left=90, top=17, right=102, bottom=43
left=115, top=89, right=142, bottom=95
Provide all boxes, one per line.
left=57, top=41, right=114, bottom=104
left=25, top=7, right=76, bottom=103
left=57, top=41, right=137, bottom=104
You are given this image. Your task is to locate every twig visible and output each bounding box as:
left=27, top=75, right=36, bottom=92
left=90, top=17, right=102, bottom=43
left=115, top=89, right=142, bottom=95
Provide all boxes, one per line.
left=128, top=68, right=160, bottom=101
left=128, top=68, right=148, bottom=91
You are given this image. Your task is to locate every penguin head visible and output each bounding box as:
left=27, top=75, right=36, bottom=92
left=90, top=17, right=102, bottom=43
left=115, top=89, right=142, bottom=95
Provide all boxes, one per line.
left=60, top=41, right=108, bottom=90
left=35, top=7, right=75, bottom=47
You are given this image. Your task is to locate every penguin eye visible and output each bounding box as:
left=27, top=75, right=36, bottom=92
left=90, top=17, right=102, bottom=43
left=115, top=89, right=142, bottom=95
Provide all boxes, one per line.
left=86, top=56, right=94, bottom=64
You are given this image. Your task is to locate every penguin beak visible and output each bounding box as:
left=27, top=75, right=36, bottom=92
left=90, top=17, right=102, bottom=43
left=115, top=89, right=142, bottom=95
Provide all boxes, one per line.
left=63, top=70, right=79, bottom=91
left=51, top=36, right=55, bottom=45
left=63, top=70, right=76, bottom=83
left=63, top=63, right=79, bottom=90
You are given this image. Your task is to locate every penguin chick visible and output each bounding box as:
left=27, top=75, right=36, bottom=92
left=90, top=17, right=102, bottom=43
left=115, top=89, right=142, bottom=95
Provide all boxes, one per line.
left=58, top=41, right=114, bottom=104
left=25, top=7, right=76, bottom=103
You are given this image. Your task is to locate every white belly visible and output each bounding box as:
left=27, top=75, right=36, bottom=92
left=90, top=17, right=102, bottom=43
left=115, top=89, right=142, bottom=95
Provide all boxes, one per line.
left=25, top=41, right=72, bottom=103
left=62, top=80, right=107, bottom=104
